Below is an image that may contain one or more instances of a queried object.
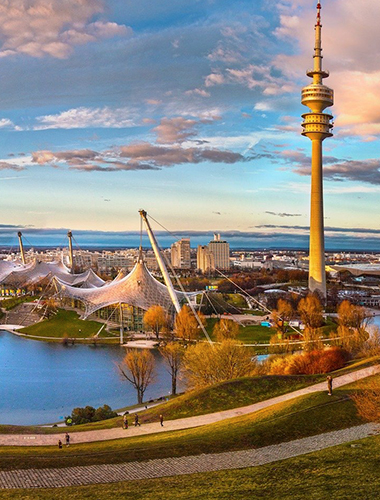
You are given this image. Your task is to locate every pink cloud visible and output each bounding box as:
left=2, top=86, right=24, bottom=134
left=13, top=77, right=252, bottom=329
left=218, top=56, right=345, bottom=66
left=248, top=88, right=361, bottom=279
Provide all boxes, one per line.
left=0, top=0, right=131, bottom=59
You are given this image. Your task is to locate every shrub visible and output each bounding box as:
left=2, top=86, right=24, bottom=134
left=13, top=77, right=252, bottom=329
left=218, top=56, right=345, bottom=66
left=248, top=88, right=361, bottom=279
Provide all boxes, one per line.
left=266, top=347, right=350, bottom=375
left=351, top=378, right=380, bottom=423
left=69, top=404, right=117, bottom=425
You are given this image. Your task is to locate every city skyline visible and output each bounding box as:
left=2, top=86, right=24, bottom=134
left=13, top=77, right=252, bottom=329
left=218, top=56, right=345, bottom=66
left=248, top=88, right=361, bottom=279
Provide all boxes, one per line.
left=0, top=0, right=379, bottom=250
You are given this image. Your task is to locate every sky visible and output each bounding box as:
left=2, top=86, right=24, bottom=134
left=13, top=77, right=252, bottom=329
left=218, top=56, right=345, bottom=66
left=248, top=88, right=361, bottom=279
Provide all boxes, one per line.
left=0, top=0, right=380, bottom=250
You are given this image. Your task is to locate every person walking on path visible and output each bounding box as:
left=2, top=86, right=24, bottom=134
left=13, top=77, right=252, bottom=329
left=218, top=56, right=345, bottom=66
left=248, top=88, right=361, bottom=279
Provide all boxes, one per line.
left=134, top=414, right=141, bottom=427
left=65, top=433, right=70, bottom=446
left=58, top=440, right=62, bottom=449
left=123, top=415, right=128, bottom=429
left=160, top=414, right=164, bottom=427
left=327, top=375, right=333, bottom=396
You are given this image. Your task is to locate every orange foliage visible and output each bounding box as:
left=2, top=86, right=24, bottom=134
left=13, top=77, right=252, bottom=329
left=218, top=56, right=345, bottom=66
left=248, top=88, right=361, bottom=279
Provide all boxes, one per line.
left=267, top=347, right=350, bottom=375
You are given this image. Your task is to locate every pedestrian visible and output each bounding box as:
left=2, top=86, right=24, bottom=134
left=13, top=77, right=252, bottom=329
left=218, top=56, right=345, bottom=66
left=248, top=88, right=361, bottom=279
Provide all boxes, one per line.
left=134, top=414, right=141, bottom=427
left=65, top=432, right=70, bottom=446
left=159, top=414, right=164, bottom=427
left=58, top=440, right=62, bottom=449
left=123, top=414, right=128, bottom=429
left=327, top=375, right=333, bottom=396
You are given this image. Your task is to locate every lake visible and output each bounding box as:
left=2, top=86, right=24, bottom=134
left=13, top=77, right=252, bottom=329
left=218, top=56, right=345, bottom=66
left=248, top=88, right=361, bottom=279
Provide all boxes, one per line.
left=0, top=331, right=174, bottom=426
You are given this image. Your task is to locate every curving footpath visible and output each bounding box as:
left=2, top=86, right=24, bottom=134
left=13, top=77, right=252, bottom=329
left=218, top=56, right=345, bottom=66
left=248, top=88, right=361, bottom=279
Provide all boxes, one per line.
left=0, top=423, right=378, bottom=489
left=1, top=364, right=379, bottom=447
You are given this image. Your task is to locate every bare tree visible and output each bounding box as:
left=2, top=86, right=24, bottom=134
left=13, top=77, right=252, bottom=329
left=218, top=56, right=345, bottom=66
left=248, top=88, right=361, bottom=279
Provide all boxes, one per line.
left=143, top=305, right=169, bottom=339
left=159, top=342, right=185, bottom=395
left=213, top=318, right=239, bottom=342
left=119, top=349, right=155, bottom=404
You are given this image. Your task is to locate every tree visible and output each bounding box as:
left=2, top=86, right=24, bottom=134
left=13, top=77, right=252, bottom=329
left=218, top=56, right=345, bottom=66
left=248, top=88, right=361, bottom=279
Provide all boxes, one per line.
left=119, top=349, right=155, bottom=404
left=213, top=318, right=239, bottom=342
left=175, top=305, right=205, bottom=343
left=273, top=299, right=294, bottom=335
left=298, top=294, right=323, bottom=329
left=336, top=300, right=371, bottom=352
left=159, top=342, right=185, bottom=395
left=184, top=339, right=255, bottom=389
left=298, top=294, right=324, bottom=351
left=143, top=305, right=169, bottom=339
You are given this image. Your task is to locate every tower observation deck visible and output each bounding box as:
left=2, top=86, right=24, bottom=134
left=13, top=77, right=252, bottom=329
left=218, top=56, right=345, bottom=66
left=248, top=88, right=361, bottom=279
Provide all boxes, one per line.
left=301, top=1, right=333, bottom=299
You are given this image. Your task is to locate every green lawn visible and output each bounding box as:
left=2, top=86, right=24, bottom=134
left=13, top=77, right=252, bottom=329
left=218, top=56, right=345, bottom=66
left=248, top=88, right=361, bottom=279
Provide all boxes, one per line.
left=205, top=318, right=275, bottom=344
left=3, top=434, right=379, bottom=499
left=19, top=309, right=116, bottom=341
left=0, top=374, right=375, bottom=472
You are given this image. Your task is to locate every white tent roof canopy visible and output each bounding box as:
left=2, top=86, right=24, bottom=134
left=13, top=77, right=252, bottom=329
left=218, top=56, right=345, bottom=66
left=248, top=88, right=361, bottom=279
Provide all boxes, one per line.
left=55, top=257, right=197, bottom=318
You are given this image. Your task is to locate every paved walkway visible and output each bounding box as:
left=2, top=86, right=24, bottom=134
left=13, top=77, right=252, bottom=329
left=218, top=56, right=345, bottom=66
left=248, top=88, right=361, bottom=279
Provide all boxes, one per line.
left=0, top=423, right=378, bottom=489
left=1, top=364, right=379, bottom=447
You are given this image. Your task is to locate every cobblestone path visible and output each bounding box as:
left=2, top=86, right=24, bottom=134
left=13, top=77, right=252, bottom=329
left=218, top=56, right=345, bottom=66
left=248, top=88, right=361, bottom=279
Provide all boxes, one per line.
left=0, top=423, right=378, bottom=489
left=1, top=364, right=379, bottom=447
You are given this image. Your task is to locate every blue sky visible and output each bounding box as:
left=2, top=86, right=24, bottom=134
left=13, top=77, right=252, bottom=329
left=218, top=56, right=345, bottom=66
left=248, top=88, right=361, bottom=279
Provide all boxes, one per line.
left=0, top=0, right=380, bottom=249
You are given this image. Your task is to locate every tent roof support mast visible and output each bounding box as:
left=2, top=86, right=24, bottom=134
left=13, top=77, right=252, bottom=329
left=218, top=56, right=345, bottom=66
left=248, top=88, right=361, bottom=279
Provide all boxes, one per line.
left=17, top=232, right=26, bottom=265
left=67, top=231, right=74, bottom=274
left=139, top=209, right=181, bottom=314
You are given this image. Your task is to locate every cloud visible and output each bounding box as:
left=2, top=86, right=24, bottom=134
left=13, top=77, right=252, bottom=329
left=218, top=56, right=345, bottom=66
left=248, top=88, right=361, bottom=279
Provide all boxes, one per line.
left=185, top=88, right=210, bottom=98
left=256, top=224, right=380, bottom=236
left=205, top=72, right=225, bottom=87
left=265, top=211, right=302, bottom=218
left=153, top=117, right=198, bottom=144
left=0, top=161, right=24, bottom=171
left=0, top=0, right=131, bottom=59
left=31, top=140, right=246, bottom=172
left=34, top=106, right=137, bottom=130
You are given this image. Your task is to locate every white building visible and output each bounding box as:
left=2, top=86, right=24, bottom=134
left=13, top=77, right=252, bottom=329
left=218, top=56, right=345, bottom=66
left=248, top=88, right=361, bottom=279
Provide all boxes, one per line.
left=171, top=238, right=191, bottom=269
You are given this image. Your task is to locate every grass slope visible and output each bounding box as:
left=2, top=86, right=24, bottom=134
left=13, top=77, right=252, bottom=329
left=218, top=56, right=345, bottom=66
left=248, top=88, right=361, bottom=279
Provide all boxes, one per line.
left=0, top=375, right=375, bottom=472
left=3, top=434, right=379, bottom=499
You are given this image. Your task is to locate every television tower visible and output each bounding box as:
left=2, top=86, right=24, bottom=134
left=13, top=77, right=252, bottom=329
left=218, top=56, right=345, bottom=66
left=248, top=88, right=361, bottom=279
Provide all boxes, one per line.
left=301, top=1, right=333, bottom=299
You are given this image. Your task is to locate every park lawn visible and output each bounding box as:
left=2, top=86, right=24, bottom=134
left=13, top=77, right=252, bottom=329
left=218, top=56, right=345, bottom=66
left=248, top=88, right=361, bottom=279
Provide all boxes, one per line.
left=0, top=374, right=375, bottom=472
left=205, top=318, right=275, bottom=344
left=4, top=434, right=379, bottom=500
left=19, top=309, right=114, bottom=341
left=222, top=293, right=247, bottom=309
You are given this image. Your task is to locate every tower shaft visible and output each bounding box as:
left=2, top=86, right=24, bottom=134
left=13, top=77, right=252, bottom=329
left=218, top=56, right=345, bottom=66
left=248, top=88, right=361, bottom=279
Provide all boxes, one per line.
left=309, top=139, right=326, bottom=293
left=301, top=1, right=333, bottom=299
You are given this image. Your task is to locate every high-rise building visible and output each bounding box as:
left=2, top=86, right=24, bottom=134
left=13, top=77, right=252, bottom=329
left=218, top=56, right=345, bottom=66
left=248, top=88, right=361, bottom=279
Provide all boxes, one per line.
left=208, top=233, right=230, bottom=270
left=197, top=245, right=215, bottom=273
left=171, top=238, right=191, bottom=269
left=301, top=1, right=333, bottom=299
